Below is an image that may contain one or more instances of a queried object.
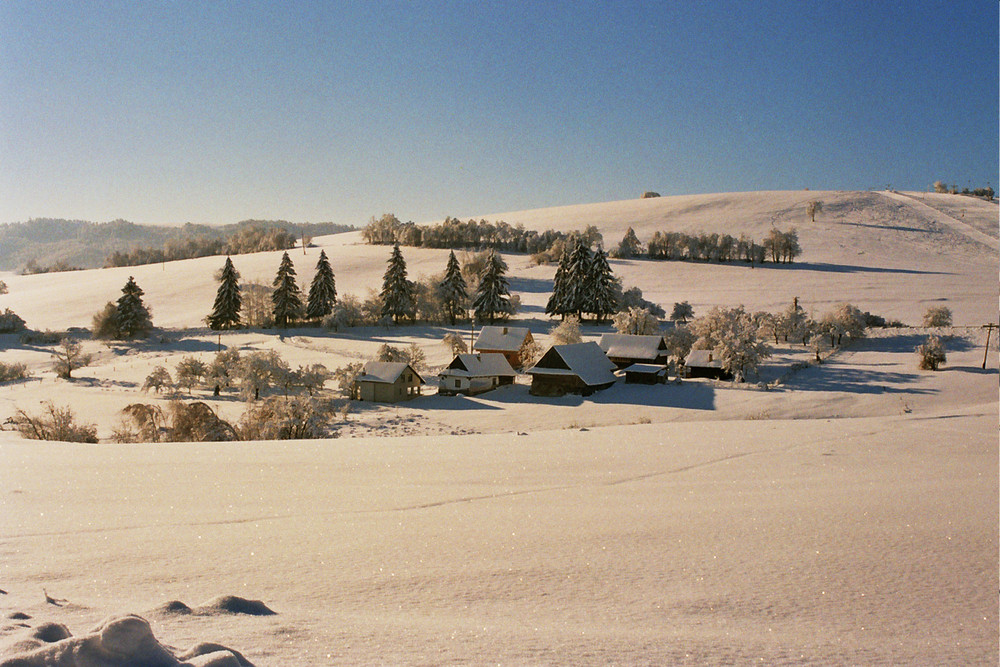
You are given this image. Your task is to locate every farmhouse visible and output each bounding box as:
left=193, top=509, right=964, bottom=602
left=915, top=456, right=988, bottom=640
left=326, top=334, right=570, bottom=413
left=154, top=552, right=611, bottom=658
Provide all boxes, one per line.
left=353, top=361, right=425, bottom=402
left=526, top=342, right=618, bottom=396
left=473, top=325, right=533, bottom=367
left=438, top=352, right=517, bottom=396
left=685, top=350, right=732, bottom=380
left=598, top=333, right=670, bottom=368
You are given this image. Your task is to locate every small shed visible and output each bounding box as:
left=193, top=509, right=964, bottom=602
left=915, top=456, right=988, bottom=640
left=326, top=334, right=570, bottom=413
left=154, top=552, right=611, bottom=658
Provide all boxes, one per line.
left=473, top=325, right=533, bottom=367
left=622, top=363, right=668, bottom=384
left=353, top=362, right=425, bottom=402
left=526, top=342, right=618, bottom=396
left=438, top=352, right=517, bottom=396
left=684, top=350, right=732, bottom=380
left=599, top=333, right=670, bottom=368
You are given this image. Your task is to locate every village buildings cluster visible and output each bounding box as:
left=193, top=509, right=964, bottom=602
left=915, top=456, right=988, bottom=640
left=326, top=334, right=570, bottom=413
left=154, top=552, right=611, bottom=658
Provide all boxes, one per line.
left=352, top=325, right=726, bottom=403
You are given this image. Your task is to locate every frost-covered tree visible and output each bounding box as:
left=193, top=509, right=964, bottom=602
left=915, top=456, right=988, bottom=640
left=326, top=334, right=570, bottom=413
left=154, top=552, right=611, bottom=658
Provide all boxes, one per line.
left=564, top=239, right=594, bottom=318
left=115, top=276, right=153, bottom=339
left=586, top=246, right=617, bottom=323
left=545, top=247, right=573, bottom=319
left=208, top=257, right=242, bottom=330
left=439, top=250, right=469, bottom=325
left=272, top=252, right=303, bottom=328
left=380, top=244, right=415, bottom=324
left=518, top=337, right=542, bottom=369
left=817, top=303, right=866, bottom=347
left=662, top=325, right=696, bottom=363
left=306, top=250, right=337, bottom=320
left=236, top=350, right=289, bottom=401
left=917, top=335, right=947, bottom=370
left=613, top=307, right=661, bottom=335
left=176, top=356, right=208, bottom=394
left=779, top=297, right=810, bottom=344
left=51, top=338, right=91, bottom=379
left=806, top=200, right=822, bottom=222
left=922, top=305, right=953, bottom=328
left=614, top=227, right=643, bottom=258
left=142, top=366, right=173, bottom=394
left=442, top=332, right=468, bottom=356
left=670, top=301, right=694, bottom=323
left=549, top=314, right=582, bottom=345
left=472, top=249, right=511, bottom=324
left=690, top=306, right=770, bottom=381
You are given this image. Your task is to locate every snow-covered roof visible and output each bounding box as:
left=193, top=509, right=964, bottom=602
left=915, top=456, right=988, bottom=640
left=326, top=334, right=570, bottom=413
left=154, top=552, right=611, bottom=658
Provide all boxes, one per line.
left=440, top=353, right=517, bottom=378
left=358, top=362, right=425, bottom=384
left=474, top=325, right=532, bottom=352
left=527, top=342, right=617, bottom=387
left=598, top=333, right=667, bottom=361
left=686, top=350, right=722, bottom=368
left=621, top=363, right=667, bottom=374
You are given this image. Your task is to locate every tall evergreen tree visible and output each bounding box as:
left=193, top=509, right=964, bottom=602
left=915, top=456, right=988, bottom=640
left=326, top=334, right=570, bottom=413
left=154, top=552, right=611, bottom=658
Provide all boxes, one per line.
left=116, top=276, right=153, bottom=339
left=208, top=257, right=242, bottom=330
left=271, top=252, right=303, bottom=328
left=306, top=250, right=337, bottom=320
left=564, top=239, right=593, bottom=318
left=439, top=250, right=468, bottom=325
left=545, top=246, right=572, bottom=320
left=472, top=249, right=511, bottom=324
left=586, top=245, right=617, bottom=323
left=380, top=244, right=415, bottom=324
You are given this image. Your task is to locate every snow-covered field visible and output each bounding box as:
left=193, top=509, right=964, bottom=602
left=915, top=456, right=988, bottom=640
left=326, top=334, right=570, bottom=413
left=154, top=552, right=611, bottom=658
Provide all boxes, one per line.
left=1, top=190, right=997, bottom=665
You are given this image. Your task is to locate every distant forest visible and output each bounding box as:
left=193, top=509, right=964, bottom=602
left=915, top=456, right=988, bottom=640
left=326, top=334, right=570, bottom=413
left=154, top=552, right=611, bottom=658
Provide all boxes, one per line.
left=0, top=219, right=355, bottom=273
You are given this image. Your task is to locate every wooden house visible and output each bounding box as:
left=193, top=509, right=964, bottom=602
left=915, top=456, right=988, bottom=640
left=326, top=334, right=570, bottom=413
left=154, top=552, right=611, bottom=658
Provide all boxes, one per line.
left=684, top=350, right=732, bottom=380
left=598, top=333, right=670, bottom=368
left=526, top=342, right=617, bottom=396
left=473, top=325, right=533, bottom=367
left=438, top=353, right=517, bottom=396
left=353, top=362, right=425, bottom=402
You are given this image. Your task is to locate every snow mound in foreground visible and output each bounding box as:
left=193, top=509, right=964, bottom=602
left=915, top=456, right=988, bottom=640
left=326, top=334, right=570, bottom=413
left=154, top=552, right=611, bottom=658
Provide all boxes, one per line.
left=0, top=614, right=253, bottom=667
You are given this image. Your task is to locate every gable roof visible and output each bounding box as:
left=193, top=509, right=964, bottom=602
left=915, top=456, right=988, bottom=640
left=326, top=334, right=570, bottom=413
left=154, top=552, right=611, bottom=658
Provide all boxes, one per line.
left=598, top=333, right=667, bottom=361
left=442, top=353, right=517, bottom=378
left=527, top=342, right=617, bottom=387
left=473, top=326, right=532, bottom=352
left=358, top=361, right=425, bottom=385
left=686, top=349, right=722, bottom=368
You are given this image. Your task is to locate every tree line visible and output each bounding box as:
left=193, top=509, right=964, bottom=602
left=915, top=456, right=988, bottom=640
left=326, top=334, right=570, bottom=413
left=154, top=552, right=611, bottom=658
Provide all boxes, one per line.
left=612, top=226, right=802, bottom=264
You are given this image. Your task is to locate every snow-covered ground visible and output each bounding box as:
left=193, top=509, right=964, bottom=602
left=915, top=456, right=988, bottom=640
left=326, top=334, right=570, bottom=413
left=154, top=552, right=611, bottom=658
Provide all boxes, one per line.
left=0, top=190, right=996, bottom=665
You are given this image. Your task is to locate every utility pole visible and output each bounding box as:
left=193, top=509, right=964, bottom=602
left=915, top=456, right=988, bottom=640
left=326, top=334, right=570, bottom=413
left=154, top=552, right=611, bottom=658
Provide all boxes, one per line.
left=982, top=322, right=996, bottom=370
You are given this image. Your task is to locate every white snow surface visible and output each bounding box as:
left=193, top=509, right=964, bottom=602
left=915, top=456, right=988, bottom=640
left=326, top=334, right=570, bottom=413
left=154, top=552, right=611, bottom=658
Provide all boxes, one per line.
left=0, top=190, right=997, bottom=665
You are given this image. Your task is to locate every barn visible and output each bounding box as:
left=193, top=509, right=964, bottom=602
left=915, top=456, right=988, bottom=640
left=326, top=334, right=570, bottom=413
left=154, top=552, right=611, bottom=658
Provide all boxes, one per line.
left=473, top=325, right=533, bottom=368
left=598, top=333, right=670, bottom=368
left=684, top=350, right=732, bottom=380
left=526, top=342, right=618, bottom=396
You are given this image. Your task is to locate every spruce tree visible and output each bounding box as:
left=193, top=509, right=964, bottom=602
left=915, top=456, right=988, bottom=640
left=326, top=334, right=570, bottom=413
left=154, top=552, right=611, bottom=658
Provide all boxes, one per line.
left=545, top=246, right=572, bottom=320
left=439, top=250, right=468, bottom=325
left=380, top=244, right=415, bottom=324
left=586, top=245, right=617, bottom=323
left=208, top=257, right=242, bottom=330
left=115, top=276, right=153, bottom=339
left=271, top=252, right=303, bottom=328
left=564, top=239, right=593, bottom=318
left=306, top=249, right=337, bottom=320
left=472, top=249, right=511, bottom=324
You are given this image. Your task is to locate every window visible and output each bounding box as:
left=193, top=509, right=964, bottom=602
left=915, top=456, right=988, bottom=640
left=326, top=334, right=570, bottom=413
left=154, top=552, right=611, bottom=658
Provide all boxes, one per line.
left=454, top=379, right=460, bottom=388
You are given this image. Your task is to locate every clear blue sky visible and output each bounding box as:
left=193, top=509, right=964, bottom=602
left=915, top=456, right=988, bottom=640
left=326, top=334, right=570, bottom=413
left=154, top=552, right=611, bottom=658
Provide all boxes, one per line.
left=1, top=0, right=996, bottom=226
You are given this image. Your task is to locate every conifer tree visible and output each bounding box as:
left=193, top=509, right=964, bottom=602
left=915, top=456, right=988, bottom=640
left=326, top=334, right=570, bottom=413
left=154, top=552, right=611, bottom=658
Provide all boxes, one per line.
left=586, top=245, right=617, bottom=323
left=380, top=244, right=415, bottom=324
left=271, top=252, right=303, bottom=328
left=472, top=249, right=511, bottom=324
left=115, top=276, right=153, bottom=339
left=545, top=247, right=572, bottom=320
left=208, top=257, right=242, bottom=330
left=306, top=250, right=337, bottom=320
left=439, top=250, right=468, bottom=325
left=564, top=239, right=593, bottom=318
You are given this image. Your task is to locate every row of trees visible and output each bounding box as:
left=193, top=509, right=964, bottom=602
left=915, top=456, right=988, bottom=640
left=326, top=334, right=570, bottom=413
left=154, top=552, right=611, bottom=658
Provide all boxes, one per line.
left=932, top=181, right=994, bottom=199
left=545, top=241, right=617, bottom=322
left=613, top=227, right=801, bottom=264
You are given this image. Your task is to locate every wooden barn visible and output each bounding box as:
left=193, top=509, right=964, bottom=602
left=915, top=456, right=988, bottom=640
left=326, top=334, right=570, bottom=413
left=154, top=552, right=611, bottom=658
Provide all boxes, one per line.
left=473, top=325, right=533, bottom=368
left=526, top=342, right=617, bottom=396
left=622, top=363, right=668, bottom=384
left=353, top=361, right=425, bottom=402
left=598, top=333, right=670, bottom=368
left=684, top=350, right=732, bottom=380
left=438, top=352, right=517, bottom=396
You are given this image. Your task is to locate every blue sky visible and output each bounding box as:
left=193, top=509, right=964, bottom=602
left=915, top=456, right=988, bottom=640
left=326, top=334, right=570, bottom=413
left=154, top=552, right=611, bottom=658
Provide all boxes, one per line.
left=1, top=0, right=996, bottom=226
